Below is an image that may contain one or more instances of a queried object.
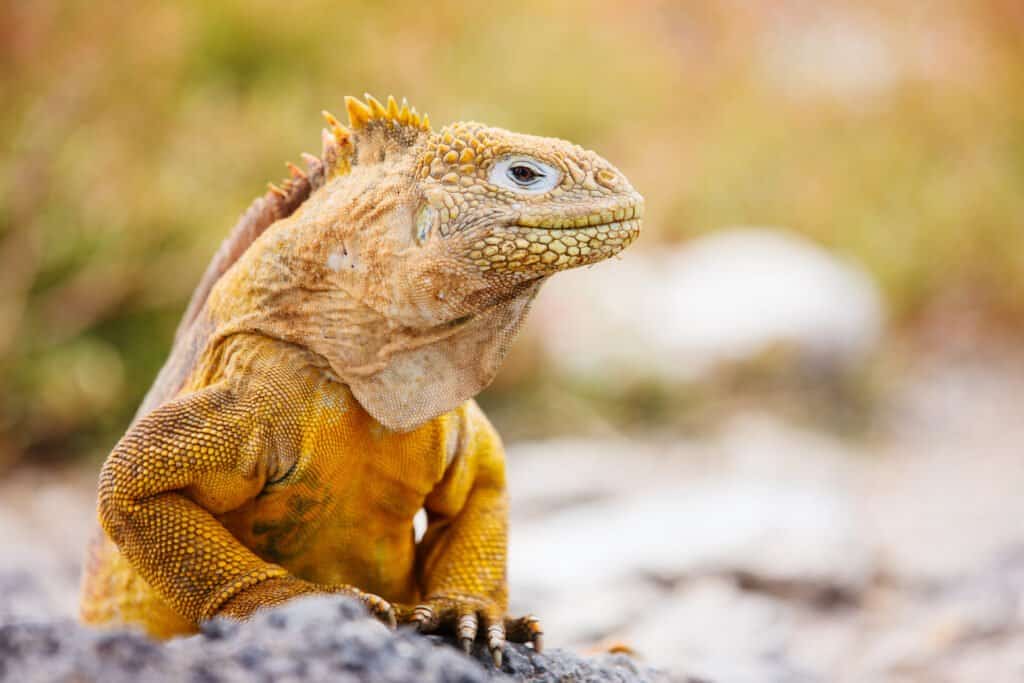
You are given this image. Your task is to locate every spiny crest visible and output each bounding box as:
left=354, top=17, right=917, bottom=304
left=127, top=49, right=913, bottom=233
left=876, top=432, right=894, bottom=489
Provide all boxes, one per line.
left=318, top=94, right=430, bottom=178
left=343, top=94, right=431, bottom=133
left=265, top=157, right=316, bottom=207
left=320, top=110, right=354, bottom=179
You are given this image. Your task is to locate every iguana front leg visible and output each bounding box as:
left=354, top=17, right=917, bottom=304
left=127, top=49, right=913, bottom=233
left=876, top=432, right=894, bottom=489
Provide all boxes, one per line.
left=97, top=376, right=396, bottom=627
left=404, top=403, right=543, bottom=666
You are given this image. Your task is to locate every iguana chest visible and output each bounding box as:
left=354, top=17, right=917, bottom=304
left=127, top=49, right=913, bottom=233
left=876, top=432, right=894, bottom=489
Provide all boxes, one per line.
left=216, top=372, right=454, bottom=602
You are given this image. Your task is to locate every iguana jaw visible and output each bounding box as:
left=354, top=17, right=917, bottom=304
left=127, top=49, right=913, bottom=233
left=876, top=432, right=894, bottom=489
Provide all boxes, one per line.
left=467, top=194, right=644, bottom=275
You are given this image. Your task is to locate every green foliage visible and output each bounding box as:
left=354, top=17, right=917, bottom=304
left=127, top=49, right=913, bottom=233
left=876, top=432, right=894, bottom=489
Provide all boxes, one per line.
left=1, top=1, right=1022, bottom=463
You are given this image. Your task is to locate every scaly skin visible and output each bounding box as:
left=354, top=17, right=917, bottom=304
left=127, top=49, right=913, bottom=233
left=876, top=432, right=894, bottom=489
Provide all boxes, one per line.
left=80, top=95, right=642, bottom=665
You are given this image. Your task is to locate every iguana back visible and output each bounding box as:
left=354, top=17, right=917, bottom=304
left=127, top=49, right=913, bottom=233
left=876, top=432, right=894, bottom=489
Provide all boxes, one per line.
left=135, top=155, right=325, bottom=420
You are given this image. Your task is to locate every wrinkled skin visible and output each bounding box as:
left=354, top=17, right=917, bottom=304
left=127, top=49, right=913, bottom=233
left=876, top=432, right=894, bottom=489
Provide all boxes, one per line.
left=80, top=96, right=643, bottom=666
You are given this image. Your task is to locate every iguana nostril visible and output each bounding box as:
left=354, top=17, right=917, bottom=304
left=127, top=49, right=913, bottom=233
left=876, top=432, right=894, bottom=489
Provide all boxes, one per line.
left=595, top=169, right=619, bottom=189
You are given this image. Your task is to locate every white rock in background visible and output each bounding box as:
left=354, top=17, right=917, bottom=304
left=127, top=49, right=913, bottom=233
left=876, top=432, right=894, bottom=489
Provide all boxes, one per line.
left=528, top=228, right=884, bottom=383
left=509, top=415, right=875, bottom=600
left=510, top=474, right=869, bottom=595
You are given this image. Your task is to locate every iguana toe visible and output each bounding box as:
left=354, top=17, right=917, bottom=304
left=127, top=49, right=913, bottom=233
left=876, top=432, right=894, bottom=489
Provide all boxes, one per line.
left=505, top=614, right=544, bottom=653
left=399, top=597, right=542, bottom=666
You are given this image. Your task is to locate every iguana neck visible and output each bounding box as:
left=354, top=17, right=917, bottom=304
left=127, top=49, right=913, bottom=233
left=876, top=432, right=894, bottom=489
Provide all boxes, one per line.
left=202, top=180, right=541, bottom=432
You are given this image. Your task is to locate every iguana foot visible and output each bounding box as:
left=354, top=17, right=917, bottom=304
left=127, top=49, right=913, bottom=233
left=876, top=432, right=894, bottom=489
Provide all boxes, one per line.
left=216, top=577, right=397, bottom=629
left=341, top=585, right=398, bottom=629
left=399, top=596, right=543, bottom=666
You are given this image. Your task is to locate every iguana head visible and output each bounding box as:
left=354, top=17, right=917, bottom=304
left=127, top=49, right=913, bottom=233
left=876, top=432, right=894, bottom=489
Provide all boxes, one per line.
left=311, top=95, right=643, bottom=328
left=195, top=95, right=643, bottom=430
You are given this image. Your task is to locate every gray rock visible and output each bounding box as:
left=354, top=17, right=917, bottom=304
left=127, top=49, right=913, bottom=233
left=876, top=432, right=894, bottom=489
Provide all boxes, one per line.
left=0, top=592, right=671, bottom=683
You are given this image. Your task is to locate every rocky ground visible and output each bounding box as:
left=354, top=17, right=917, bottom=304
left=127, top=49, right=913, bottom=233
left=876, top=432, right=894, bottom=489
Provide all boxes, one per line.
left=0, top=591, right=667, bottom=683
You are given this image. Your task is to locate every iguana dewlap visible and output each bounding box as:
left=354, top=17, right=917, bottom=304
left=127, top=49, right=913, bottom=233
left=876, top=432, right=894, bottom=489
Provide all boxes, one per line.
left=79, top=95, right=643, bottom=665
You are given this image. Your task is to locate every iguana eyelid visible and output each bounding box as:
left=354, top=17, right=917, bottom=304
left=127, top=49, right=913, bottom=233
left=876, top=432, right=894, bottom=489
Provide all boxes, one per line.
left=488, top=155, right=561, bottom=194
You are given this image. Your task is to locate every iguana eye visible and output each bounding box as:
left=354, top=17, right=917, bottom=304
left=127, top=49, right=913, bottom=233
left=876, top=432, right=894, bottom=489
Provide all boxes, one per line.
left=490, top=156, right=561, bottom=194
left=509, top=165, right=538, bottom=183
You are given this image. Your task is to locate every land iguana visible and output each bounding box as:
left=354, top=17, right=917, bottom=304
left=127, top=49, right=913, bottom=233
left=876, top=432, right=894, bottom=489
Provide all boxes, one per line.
left=79, top=95, right=643, bottom=665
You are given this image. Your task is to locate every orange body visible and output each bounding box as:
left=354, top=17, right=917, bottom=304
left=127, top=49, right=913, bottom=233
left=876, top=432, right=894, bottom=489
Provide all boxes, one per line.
left=78, top=95, right=641, bottom=661
left=80, top=334, right=508, bottom=638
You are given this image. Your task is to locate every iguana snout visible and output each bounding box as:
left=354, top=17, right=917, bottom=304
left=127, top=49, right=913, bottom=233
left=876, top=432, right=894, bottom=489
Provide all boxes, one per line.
left=410, top=123, right=644, bottom=280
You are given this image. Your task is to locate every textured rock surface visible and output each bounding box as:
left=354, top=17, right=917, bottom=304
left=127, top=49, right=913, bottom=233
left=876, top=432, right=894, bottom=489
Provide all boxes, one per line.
left=0, top=592, right=670, bottom=683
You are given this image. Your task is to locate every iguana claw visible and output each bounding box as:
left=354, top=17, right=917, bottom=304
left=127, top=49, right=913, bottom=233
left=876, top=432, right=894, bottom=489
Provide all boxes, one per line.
left=505, top=614, right=544, bottom=653
left=458, top=612, right=477, bottom=653
left=487, top=624, right=505, bottom=666
left=400, top=599, right=542, bottom=667
left=345, top=587, right=396, bottom=629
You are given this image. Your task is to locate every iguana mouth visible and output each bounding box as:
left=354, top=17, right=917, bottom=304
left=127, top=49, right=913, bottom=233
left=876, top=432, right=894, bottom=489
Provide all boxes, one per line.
left=512, top=217, right=642, bottom=238
left=514, top=202, right=644, bottom=231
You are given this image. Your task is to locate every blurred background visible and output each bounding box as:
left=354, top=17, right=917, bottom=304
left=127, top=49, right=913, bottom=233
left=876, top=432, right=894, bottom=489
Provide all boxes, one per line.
left=2, top=1, right=1024, bottom=681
